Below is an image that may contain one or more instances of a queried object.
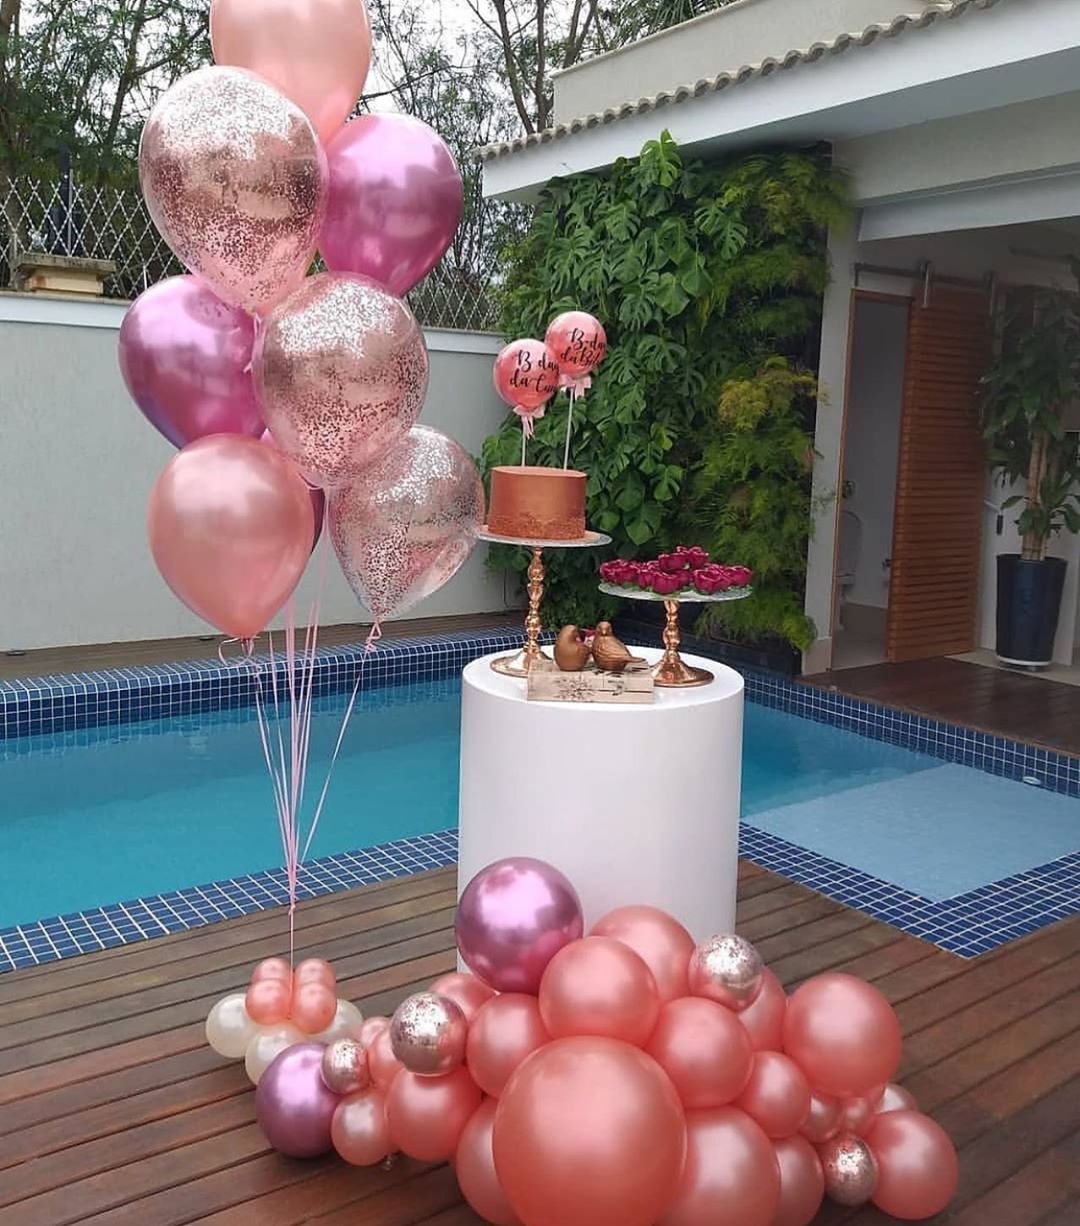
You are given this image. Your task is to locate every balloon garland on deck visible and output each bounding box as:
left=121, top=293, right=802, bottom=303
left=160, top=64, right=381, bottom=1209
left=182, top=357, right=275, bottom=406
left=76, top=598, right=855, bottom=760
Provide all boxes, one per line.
left=206, top=857, right=959, bottom=1225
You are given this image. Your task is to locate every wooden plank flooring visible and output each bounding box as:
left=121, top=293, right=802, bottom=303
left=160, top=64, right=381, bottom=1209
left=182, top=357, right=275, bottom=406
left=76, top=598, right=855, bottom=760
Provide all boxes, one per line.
left=1, top=864, right=1078, bottom=1224
left=802, top=656, right=1080, bottom=757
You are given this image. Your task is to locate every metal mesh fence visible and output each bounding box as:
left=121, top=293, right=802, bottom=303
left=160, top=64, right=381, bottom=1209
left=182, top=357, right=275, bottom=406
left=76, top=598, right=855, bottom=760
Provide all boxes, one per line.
left=0, top=174, right=501, bottom=332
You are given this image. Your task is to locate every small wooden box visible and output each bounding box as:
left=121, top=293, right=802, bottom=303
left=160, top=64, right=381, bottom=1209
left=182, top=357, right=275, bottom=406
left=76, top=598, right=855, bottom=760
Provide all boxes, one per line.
left=527, top=659, right=654, bottom=704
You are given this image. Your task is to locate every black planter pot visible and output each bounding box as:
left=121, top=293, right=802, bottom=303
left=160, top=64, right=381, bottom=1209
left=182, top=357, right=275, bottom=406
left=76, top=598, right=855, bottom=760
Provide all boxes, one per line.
left=995, top=554, right=1067, bottom=667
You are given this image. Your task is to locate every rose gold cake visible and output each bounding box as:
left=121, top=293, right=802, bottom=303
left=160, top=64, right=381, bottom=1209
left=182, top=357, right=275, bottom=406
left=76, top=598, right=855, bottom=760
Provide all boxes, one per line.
left=487, top=466, right=587, bottom=540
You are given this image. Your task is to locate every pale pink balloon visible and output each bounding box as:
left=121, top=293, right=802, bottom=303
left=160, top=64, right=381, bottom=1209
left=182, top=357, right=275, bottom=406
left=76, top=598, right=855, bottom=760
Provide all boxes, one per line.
left=589, top=905, right=695, bottom=1004
left=210, top=0, right=371, bottom=142
left=254, top=272, right=429, bottom=490
left=368, top=1027, right=405, bottom=1091
left=252, top=957, right=292, bottom=984
left=544, top=311, right=607, bottom=378
left=455, top=1099, right=522, bottom=1226
left=799, top=1090, right=842, bottom=1144
left=139, top=67, right=327, bottom=315
left=386, top=1067, right=482, bottom=1163
left=877, top=1082, right=918, bottom=1115
left=329, top=425, right=483, bottom=622
left=735, top=1051, right=811, bottom=1139
left=646, top=996, right=754, bottom=1109
left=782, top=973, right=902, bottom=1098
left=293, top=958, right=336, bottom=989
left=429, top=972, right=496, bottom=1023
left=658, top=1106, right=780, bottom=1226
left=322, top=113, right=464, bottom=297
left=467, top=994, right=550, bottom=1098
left=291, top=982, right=337, bottom=1035
left=331, top=1086, right=391, bottom=1166
left=738, top=967, right=787, bottom=1052
left=246, top=978, right=292, bottom=1026
left=358, top=1016, right=391, bottom=1048
left=539, top=937, right=660, bottom=1047
left=772, top=1135, right=825, bottom=1226
left=493, top=339, right=561, bottom=411
left=147, top=435, right=314, bottom=641
left=867, top=1110, right=958, bottom=1220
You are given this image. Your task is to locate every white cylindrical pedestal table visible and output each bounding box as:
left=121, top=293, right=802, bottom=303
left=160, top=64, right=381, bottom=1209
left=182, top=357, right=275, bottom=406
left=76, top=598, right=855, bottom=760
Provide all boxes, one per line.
left=458, top=647, right=744, bottom=939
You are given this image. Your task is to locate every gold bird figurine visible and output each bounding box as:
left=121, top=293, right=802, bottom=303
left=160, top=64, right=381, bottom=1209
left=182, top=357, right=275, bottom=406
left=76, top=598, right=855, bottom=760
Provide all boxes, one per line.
left=591, top=622, right=646, bottom=673
left=555, top=625, right=593, bottom=671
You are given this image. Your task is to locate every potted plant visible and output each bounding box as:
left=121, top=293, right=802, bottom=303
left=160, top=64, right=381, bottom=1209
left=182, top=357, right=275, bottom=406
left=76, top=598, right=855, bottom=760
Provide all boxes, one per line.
left=980, top=284, right=1080, bottom=667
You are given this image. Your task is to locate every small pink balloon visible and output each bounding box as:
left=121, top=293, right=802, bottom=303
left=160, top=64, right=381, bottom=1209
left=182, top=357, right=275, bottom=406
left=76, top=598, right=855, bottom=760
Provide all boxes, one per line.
left=658, top=1106, right=780, bottom=1226
left=139, top=67, right=326, bottom=315
left=291, top=983, right=337, bottom=1035
left=646, top=996, right=754, bottom=1109
left=429, top=971, right=496, bottom=1023
left=839, top=1093, right=877, bottom=1136
left=467, top=994, right=550, bottom=1098
left=456, top=857, right=584, bottom=994
left=323, top=113, right=464, bottom=297
left=358, top=1016, right=391, bottom=1048
left=119, top=276, right=263, bottom=449
left=246, top=978, right=292, bottom=1026
left=455, top=1099, right=522, bottom=1226
left=255, top=1042, right=339, bottom=1158
left=252, top=957, right=292, bottom=984
left=772, top=1135, right=825, bottom=1226
left=735, top=1051, right=811, bottom=1139
left=544, top=311, right=607, bottom=378
left=493, top=339, right=561, bottom=411
left=147, top=435, right=314, bottom=641
left=210, top=0, right=371, bottom=142
left=329, top=425, right=483, bottom=622
left=783, top=973, right=902, bottom=1098
left=589, top=905, right=695, bottom=1004
left=293, top=958, right=336, bottom=989
left=867, top=1110, right=959, bottom=1220
left=331, top=1086, right=391, bottom=1166
left=738, top=967, right=786, bottom=1051
left=539, top=937, right=660, bottom=1047
left=386, top=1067, right=482, bottom=1163
left=877, top=1082, right=918, bottom=1115
left=800, top=1090, right=842, bottom=1144
left=368, top=1027, right=405, bottom=1091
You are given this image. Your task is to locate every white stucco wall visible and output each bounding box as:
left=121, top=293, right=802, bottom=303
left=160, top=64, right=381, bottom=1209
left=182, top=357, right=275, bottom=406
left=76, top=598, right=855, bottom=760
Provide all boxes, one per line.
left=0, top=295, right=513, bottom=651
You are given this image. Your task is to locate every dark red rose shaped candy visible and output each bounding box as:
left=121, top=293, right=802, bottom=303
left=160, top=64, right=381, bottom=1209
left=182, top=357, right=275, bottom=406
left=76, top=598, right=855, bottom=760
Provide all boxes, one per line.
left=728, top=565, right=753, bottom=587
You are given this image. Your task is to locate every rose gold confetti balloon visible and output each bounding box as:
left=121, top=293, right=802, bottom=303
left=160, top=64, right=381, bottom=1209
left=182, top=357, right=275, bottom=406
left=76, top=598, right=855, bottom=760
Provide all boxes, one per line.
left=818, top=1133, right=878, bottom=1205
left=689, top=933, right=765, bottom=1012
left=389, top=992, right=468, bottom=1077
left=254, top=272, right=429, bottom=488
left=329, top=425, right=483, bottom=621
left=139, top=67, right=327, bottom=315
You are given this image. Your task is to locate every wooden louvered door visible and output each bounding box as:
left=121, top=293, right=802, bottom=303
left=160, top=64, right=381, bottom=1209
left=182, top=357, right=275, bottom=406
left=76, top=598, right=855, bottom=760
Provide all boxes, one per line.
left=885, top=288, right=991, bottom=663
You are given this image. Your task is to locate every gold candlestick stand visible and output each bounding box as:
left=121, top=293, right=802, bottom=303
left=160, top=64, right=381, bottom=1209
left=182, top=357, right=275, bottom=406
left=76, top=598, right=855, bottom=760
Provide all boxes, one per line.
left=479, top=529, right=611, bottom=678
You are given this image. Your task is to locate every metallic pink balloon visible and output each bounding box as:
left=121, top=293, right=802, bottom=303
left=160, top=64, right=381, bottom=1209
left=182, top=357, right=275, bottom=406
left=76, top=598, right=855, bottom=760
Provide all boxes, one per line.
left=773, top=1135, right=825, bottom=1226
left=255, top=1042, right=340, bottom=1158
left=322, top=113, right=464, bottom=297
left=139, top=67, right=327, bottom=316
left=456, top=857, right=584, bottom=994
left=147, top=434, right=314, bottom=640
left=254, top=272, right=429, bottom=489
left=544, top=311, right=607, bottom=378
left=493, top=339, right=561, bottom=411
left=118, top=276, right=263, bottom=448
left=210, top=0, right=371, bottom=143
left=329, top=425, right=483, bottom=621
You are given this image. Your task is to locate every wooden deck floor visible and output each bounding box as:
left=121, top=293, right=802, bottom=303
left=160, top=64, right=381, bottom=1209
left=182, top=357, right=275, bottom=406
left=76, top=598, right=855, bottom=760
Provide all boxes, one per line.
left=2, top=864, right=1078, bottom=1225
left=803, top=656, right=1080, bottom=758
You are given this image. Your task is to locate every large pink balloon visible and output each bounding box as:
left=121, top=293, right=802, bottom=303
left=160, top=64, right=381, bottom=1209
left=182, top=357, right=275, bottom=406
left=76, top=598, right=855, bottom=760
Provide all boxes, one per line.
left=139, top=67, right=327, bottom=316
left=119, top=276, right=263, bottom=449
left=329, top=425, right=483, bottom=622
left=782, top=973, right=902, bottom=1098
left=772, top=1135, right=825, bottom=1226
left=589, top=905, right=694, bottom=1004
left=254, top=273, right=429, bottom=489
left=456, top=857, right=584, bottom=994
left=385, top=1067, right=481, bottom=1163
left=646, top=997, right=753, bottom=1109
left=658, top=1106, right=780, bottom=1226
left=734, top=1051, right=811, bottom=1139
left=255, top=1042, right=338, bottom=1158
left=455, top=1099, right=522, bottom=1226
left=210, top=0, right=371, bottom=142
left=738, top=967, right=787, bottom=1052
left=467, top=994, right=550, bottom=1098
left=322, top=114, right=464, bottom=297
left=539, top=937, right=660, bottom=1047
left=493, top=1036, right=686, bottom=1226
left=147, top=435, right=314, bottom=641
left=867, top=1110, right=959, bottom=1220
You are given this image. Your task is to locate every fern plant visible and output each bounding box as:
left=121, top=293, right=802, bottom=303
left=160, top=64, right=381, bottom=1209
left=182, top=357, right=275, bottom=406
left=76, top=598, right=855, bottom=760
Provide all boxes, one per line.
left=483, top=132, right=848, bottom=644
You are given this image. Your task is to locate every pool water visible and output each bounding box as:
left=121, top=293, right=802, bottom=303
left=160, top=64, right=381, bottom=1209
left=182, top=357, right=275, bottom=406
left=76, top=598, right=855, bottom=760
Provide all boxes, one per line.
left=1, top=678, right=951, bottom=929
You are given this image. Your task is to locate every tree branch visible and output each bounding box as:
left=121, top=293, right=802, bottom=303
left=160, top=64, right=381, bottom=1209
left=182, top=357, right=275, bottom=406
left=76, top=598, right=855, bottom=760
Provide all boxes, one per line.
left=484, top=0, right=535, bottom=134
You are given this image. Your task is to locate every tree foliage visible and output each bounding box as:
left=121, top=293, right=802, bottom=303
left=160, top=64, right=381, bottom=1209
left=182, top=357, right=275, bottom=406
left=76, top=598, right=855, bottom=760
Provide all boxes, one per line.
left=483, top=132, right=848, bottom=647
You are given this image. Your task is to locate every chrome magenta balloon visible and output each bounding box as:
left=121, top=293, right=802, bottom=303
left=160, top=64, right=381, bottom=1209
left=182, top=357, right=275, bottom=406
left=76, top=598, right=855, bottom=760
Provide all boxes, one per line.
left=455, top=857, right=584, bottom=994
left=255, top=1042, right=340, bottom=1158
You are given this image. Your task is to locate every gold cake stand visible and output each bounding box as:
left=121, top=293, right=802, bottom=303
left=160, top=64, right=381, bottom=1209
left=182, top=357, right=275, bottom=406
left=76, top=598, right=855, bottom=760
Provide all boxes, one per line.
left=598, top=582, right=753, bottom=687
left=480, top=528, right=612, bottom=677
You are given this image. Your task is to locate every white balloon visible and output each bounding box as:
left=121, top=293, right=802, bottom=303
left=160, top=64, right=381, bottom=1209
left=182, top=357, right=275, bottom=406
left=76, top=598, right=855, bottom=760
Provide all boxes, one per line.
left=244, top=1021, right=305, bottom=1084
left=311, top=998, right=364, bottom=1043
left=206, top=992, right=260, bottom=1060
